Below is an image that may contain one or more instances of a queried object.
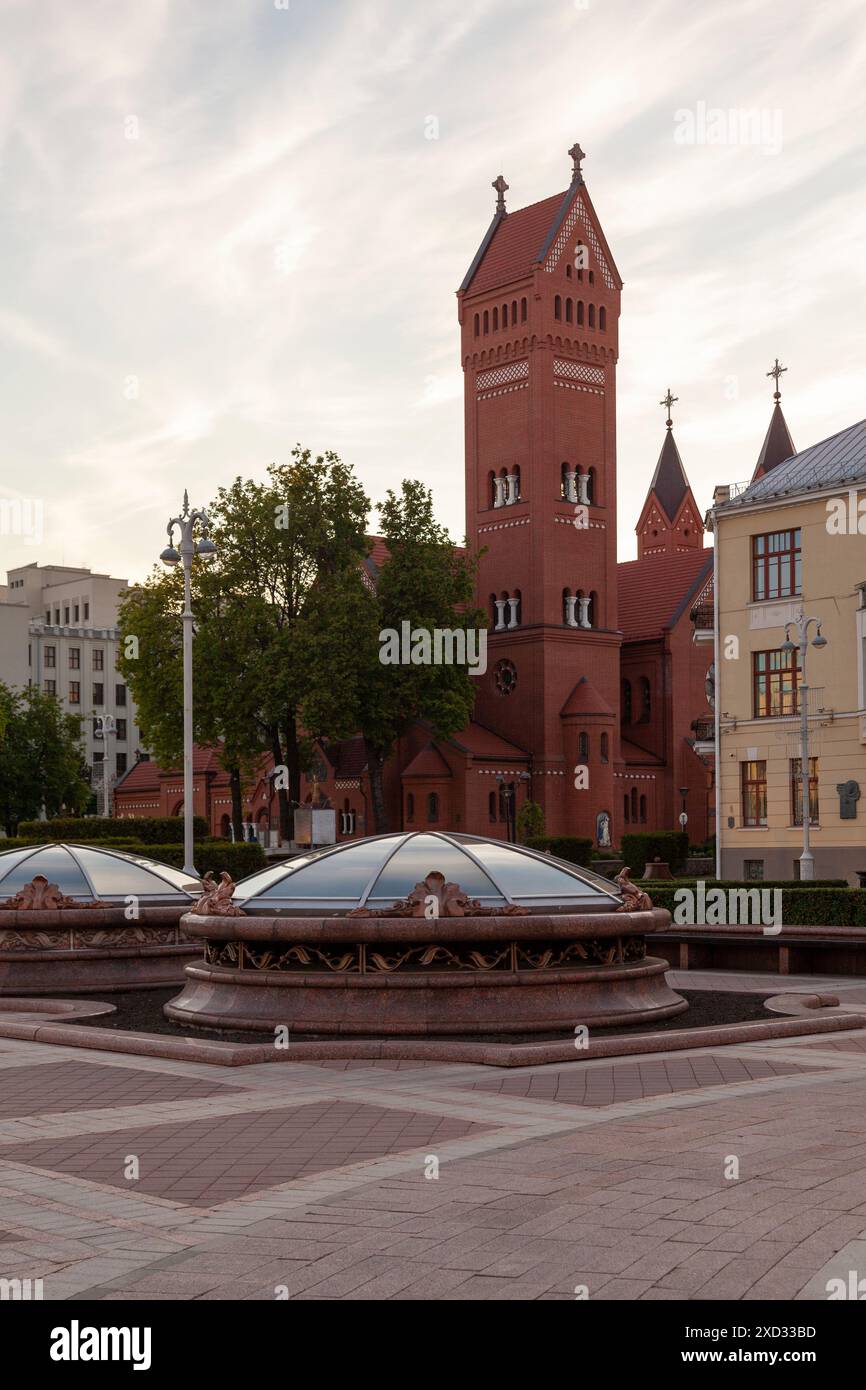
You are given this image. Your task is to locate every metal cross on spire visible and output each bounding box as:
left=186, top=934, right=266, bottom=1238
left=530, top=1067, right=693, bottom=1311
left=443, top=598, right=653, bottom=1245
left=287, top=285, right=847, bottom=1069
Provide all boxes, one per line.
left=568, top=142, right=586, bottom=182
left=767, top=357, right=787, bottom=402
left=659, top=388, right=678, bottom=430
left=492, top=174, right=509, bottom=213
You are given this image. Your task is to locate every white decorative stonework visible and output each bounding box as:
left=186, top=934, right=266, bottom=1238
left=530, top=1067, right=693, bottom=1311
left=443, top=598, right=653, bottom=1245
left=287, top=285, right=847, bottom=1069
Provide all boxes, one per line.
left=544, top=193, right=616, bottom=288
left=554, top=514, right=605, bottom=531
left=476, top=360, right=529, bottom=393
left=553, top=359, right=605, bottom=387
left=553, top=380, right=604, bottom=399
left=748, top=601, right=800, bottom=631
left=479, top=516, right=530, bottom=535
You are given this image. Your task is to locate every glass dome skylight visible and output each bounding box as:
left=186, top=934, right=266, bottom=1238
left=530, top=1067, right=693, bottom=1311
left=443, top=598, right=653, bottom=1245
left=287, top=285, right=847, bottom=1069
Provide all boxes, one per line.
left=233, top=832, right=621, bottom=916
left=0, top=843, right=201, bottom=905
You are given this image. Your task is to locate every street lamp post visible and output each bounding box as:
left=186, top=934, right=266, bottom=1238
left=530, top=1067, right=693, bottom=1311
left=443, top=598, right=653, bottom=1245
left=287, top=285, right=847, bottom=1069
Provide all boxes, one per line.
left=160, top=491, right=217, bottom=878
left=782, top=608, right=827, bottom=883
left=678, top=784, right=688, bottom=835
left=95, top=714, right=115, bottom=818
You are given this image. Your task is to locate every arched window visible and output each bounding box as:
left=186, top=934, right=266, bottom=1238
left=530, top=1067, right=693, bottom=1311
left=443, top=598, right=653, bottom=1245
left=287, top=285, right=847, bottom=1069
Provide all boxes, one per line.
left=624, top=794, right=630, bottom=823
left=601, top=733, right=609, bottom=763
left=599, top=306, right=607, bottom=331
left=639, top=676, right=651, bottom=722
left=427, top=792, right=439, bottom=823
left=578, top=731, right=589, bottom=761
left=631, top=787, right=638, bottom=822
left=406, top=793, right=414, bottom=823
left=492, top=307, right=499, bottom=331
left=622, top=679, right=632, bottom=724
left=502, top=303, right=508, bottom=328
left=589, top=270, right=595, bottom=284
left=483, top=310, right=489, bottom=334
left=576, top=244, right=585, bottom=281
left=511, top=299, right=517, bottom=323
left=520, top=297, right=527, bottom=322
left=566, top=263, right=572, bottom=279
left=577, top=301, right=584, bottom=325
left=473, top=313, right=479, bottom=337
left=488, top=791, right=497, bottom=822
left=554, top=295, right=562, bottom=320
left=588, top=304, right=596, bottom=328
left=639, top=794, right=647, bottom=823
left=565, top=298, right=573, bottom=323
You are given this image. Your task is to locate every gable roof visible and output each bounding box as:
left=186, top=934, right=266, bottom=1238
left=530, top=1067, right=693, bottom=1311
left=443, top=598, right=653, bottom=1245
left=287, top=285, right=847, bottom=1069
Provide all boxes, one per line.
left=729, top=417, right=866, bottom=506
left=752, top=402, right=796, bottom=481
left=402, top=743, right=453, bottom=779
left=445, top=720, right=528, bottom=760
left=618, top=549, right=713, bottom=641
left=560, top=676, right=614, bottom=718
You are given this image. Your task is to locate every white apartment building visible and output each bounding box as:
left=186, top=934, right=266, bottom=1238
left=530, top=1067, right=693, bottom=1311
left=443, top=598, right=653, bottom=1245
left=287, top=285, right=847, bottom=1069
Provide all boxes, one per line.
left=0, top=563, right=144, bottom=811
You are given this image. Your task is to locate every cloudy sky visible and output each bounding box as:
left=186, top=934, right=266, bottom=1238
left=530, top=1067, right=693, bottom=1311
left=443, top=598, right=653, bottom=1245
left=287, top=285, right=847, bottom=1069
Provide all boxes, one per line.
left=1, top=0, right=865, bottom=582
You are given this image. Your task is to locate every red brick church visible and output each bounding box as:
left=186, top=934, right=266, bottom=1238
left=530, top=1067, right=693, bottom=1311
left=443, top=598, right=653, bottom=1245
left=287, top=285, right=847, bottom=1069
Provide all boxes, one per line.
left=116, top=146, right=792, bottom=849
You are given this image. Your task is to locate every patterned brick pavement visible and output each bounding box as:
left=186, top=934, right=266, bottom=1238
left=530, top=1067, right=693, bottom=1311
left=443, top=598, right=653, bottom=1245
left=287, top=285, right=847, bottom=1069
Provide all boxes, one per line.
left=4, top=997, right=866, bottom=1300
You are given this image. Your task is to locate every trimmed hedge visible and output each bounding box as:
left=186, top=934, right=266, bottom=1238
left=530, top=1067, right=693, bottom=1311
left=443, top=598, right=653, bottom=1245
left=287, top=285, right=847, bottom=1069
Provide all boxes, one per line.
left=636, top=878, right=847, bottom=890
left=643, top=884, right=866, bottom=927
left=525, top=836, right=593, bottom=867
left=17, top=816, right=210, bottom=844
left=621, top=831, right=689, bottom=877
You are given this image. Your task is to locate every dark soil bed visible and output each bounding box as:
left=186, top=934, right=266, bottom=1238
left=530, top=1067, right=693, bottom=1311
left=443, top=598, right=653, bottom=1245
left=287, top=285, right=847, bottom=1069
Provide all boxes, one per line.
left=47, top=987, right=774, bottom=1045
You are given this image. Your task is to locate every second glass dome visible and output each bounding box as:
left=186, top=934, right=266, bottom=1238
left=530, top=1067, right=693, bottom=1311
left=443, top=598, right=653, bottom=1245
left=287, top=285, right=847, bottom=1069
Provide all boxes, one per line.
left=232, top=832, right=620, bottom=916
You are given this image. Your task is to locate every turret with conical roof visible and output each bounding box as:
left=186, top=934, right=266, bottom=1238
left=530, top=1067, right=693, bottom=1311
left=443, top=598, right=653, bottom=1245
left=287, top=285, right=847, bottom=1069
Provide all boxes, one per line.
left=635, top=390, right=704, bottom=558
left=751, top=359, right=795, bottom=482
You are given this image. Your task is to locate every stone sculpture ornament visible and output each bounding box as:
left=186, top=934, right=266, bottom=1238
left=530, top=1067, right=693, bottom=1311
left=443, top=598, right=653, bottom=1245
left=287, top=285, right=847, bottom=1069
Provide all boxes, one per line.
left=0, top=875, right=109, bottom=910
left=614, top=867, right=654, bottom=914
left=190, top=871, right=247, bottom=917
left=348, top=870, right=530, bottom=919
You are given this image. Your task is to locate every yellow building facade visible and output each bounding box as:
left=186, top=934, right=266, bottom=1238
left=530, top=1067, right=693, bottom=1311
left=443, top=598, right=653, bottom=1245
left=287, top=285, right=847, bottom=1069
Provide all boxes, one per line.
left=713, top=419, right=866, bottom=883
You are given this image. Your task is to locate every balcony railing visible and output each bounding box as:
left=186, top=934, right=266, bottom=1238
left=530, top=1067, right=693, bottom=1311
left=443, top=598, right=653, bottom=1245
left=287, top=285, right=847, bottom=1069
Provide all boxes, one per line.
left=690, top=603, right=714, bottom=630
left=690, top=718, right=714, bottom=742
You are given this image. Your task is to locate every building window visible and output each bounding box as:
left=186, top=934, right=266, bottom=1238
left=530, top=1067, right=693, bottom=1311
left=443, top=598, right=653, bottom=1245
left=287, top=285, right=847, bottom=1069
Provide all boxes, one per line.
left=578, top=732, right=589, bottom=761
left=73, top=604, right=79, bottom=622
left=116, top=719, right=127, bottom=741
left=753, top=648, right=801, bottom=717
left=492, top=306, right=499, bottom=331
left=554, top=295, right=562, bottom=320
left=44, top=610, right=50, bottom=623
left=93, top=650, right=104, bottom=671
left=588, top=304, right=596, bottom=328
left=54, top=609, right=60, bottom=624
left=488, top=791, right=497, bottom=822
left=69, top=681, right=80, bottom=704
left=623, top=794, right=629, bottom=823
left=45, top=646, right=55, bottom=668
left=116, top=684, right=127, bottom=706
left=639, top=676, right=651, bottom=722
left=599, top=306, right=607, bottom=331
left=741, top=760, right=767, bottom=826
left=639, top=794, right=647, bottom=823
left=406, top=793, right=414, bottom=823
left=577, top=300, right=584, bottom=325
left=565, top=298, right=573, bottom=323
left=84, top=602, right=90, bottom=620
left=93, top=683, right=104, bottom=705
left=600, top=732, right=609, bottom=763
left=502, top=302, right=508, bottom=327
left=744, top=859, right=764, bottom=881
left=483, top=310, right=489, bottom=334
left=474, top=313, right=479, bottom=337
left=622, top=679, right=632, bottom=724
left=753, top=528, right=801, bottom=601
left=427, top=792, right=439, bottom=823
left=44, top=680, right=56, bottom=695
left=790, top=757, right=819, bottom=826
left=630, top=787, right=638, bottom=821
left=63, top=606, right=69, bottom=624
left=520, top=297, right=527, bottom=322
left=511, top=299, right=517, bottom=323
left=69, top=648, right=80, bottom=669
left=116, top=753, right=128, bottom=775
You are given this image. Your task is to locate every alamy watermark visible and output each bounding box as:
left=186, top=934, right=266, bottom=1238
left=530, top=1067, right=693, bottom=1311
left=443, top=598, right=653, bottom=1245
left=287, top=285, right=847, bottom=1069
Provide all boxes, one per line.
left=379, top=621, right=487, bottom=675
left=674, top=102, right=783, bottom=156
left=673, top=881, right=782, bottom=934
left=0, top=496, right=43, bottom=546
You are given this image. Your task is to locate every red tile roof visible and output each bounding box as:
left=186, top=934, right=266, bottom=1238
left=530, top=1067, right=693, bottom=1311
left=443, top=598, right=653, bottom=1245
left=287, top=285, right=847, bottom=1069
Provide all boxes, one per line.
left=620, top=737, right=665, bottom=766
left=617, top=549, right=713, bottom=641
left=464, top=193, right=567, bottom=297
left=560, top=676, right=614, bottom=718
left=402, top=743, right=453, bottom=779
left=448, top=721, right=528, bottom=760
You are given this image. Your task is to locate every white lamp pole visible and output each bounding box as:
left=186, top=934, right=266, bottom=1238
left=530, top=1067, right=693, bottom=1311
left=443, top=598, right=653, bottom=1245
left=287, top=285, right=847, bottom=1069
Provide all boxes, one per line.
left=95, top=714, right=115, bottom=817
left=160, top=491, right=216, bottom=878
left=782, top=608, right=827, bottom=883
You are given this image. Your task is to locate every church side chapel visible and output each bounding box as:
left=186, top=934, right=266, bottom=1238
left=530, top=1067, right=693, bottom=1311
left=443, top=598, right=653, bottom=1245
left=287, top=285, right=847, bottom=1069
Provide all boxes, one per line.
left=114, top=145, right=798, bottom=853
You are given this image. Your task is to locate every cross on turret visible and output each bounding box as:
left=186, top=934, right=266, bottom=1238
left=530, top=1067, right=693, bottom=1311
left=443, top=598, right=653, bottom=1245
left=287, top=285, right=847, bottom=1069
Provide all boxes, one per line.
left=568, top=142, right=586, bottom=182
left=767, top=357, right=787, bottom=402
left=659, top=388, right=678, bottom=430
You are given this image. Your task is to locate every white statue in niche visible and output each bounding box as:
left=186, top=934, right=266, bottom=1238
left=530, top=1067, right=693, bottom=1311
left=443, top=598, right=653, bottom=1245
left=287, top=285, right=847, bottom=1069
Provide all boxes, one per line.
left=596, top=811, right=611, bottom=847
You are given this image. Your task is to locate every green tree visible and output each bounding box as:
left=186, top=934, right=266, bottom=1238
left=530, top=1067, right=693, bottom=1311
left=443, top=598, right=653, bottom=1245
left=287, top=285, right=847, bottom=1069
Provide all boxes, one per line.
left=0, top=683, right=90, bottom=835
left=353, top=480, right=485, bottom=833
left=517, top=800, right=544, bottom=843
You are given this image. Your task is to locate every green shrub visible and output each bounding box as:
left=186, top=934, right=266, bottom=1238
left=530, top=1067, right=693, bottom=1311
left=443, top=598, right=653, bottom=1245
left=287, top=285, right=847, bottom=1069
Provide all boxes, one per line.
left=636, top=878, right=847, bottom=890
left=621, top=831, right=689, bottom=876
left=140, top=840, right=266, bottom=878
left=517, top=801, right=545, bottom=843
left=17, top=816, right=210, bottom=844
left=525, top=836, right=593, bottom=867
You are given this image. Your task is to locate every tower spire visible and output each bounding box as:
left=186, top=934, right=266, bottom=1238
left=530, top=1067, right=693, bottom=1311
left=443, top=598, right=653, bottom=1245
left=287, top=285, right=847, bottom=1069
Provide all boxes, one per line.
left=752, top=359, right=795, bottom=482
